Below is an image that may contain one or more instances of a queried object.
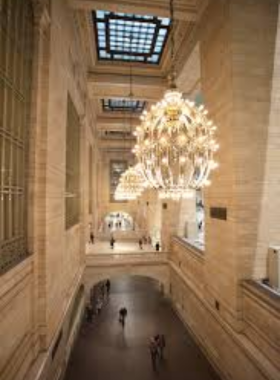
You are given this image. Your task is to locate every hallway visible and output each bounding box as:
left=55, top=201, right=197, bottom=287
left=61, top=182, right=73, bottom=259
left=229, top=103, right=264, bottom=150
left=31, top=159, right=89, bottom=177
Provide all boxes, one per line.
left=64, top=277, right=220, bottom=380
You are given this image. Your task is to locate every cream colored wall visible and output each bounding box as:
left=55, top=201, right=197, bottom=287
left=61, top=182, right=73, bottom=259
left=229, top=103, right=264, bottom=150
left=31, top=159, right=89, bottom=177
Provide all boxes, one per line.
left=44, top=0, right=87, bottom=347
left=169, top=239, right=280, bottom=380
left=0, top=0, right=97, bottom=379
left=199, top=0, right=278, bottom=324
left=256, top=3, right=280, bottom=278
left=0, top=259, right=34, bottom=380
left=167, top=1, right=280, bottom=379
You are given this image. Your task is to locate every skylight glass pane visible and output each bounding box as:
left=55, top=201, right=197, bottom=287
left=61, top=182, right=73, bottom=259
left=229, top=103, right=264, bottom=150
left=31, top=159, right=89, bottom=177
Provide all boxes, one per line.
left=160, top=17, right=170, bottom=26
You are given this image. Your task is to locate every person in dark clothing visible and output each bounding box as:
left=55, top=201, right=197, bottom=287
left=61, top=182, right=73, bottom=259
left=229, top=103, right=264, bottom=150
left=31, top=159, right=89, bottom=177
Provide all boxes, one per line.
left=110, top=236, right=115, bottom=249
left=149, top=337, right=158, bottom=371
left=86, top=304, right=94, bottom=323
left=155, top=242, right=160, bottom=251
left=158, top=334, right=166, bottom=359
left=139, top=239, right=143, bottom=250
left=119, top=307, right=128, bottom=327
left=90, top=231, right=94, bottom=244
left=105, top=279, right=111, bottom=295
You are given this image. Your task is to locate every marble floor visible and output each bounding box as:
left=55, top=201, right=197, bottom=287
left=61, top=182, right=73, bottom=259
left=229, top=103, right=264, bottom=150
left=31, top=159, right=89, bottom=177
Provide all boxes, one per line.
left=86, top=241, right=157, bottom=255
left=64, top=276, right=220, bottom=380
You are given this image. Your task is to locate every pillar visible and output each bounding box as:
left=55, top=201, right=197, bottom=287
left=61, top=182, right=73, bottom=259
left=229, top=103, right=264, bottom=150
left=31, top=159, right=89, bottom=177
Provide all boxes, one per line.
left=200, top=0, right=278, bottom=327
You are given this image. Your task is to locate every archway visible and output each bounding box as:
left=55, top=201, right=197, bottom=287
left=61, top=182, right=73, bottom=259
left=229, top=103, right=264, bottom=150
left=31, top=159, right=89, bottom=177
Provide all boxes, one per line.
left=84, top=266, right=170, bottom=303
left=102, top=211, right=135, bottom=232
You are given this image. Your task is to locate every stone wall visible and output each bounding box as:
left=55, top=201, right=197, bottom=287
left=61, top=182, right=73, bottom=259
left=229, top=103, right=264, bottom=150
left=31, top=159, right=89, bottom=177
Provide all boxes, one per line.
left=169, top=239, right=280, bottom=380
left=200, top=0, right=278, bottom=325
left=0, top=0, right=96, bottom=379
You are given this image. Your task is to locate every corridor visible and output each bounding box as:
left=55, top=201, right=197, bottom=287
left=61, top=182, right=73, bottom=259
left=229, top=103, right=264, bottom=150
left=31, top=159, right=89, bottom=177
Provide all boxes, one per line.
left=64, top=277, right=220, bottom=380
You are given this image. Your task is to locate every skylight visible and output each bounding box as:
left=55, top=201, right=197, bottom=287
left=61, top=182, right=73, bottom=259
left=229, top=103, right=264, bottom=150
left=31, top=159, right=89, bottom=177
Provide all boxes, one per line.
left=102, top=99, right=146, bottom=113
left=93, top=11, right=170, bottom=64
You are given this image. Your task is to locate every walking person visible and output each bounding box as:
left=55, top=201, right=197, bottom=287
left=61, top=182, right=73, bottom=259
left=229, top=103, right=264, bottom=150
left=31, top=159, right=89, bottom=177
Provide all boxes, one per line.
left=119, top=307, right=128, bottom=327
left=139, top=238, right=143, bottom=250
left=90, top=231, right=94, bottom=244
left=110, top=236, right=115, bottom=249
left=105, top=279, right=111, bottom=296
left=149, top=337, right=158, bottom=372
left=155, top=241, right=160, bottom=252
left=86, top=303, right=94, bottom=323
left=158, top=334, right=166, bottom=359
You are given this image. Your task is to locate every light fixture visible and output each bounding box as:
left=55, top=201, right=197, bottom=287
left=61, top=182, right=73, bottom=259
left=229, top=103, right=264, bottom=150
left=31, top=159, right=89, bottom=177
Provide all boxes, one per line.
left=133, top=0, right=219, bottom=200
left=114, top=165, right=147, bottom=201
left=114, top=36, right=148, bottom=201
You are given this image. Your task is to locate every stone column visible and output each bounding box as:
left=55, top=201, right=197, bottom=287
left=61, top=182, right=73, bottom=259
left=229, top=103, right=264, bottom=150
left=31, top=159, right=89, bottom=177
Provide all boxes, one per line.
left=79, top=114, right=87, bottom=266
left=200, top=0, right=278, bottom=328
left=161, top=200, right=181, bottom=252
left=29, top=0, right=51, bottom=352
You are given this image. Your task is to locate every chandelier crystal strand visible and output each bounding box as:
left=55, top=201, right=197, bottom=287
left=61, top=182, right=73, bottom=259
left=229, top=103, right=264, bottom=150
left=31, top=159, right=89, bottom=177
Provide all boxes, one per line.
left=133, top=0, right=219, bottom=200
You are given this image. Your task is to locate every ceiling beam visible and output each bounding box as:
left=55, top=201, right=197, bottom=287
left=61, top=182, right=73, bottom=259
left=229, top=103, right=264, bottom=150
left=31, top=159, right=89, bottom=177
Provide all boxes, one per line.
left=97, top=117, right=139, bottom=131
left=99, top=138, right=136, bottom=151
left=88, top=72, right=166, bottom=101
left=69, top=0, right=198, bottom=22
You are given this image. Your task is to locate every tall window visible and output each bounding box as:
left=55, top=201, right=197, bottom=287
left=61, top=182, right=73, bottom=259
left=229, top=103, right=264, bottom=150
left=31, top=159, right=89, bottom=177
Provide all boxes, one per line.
left=88, top=145, right=93, bottom=214
left=0, top=0, right=34, bottom=273
left=65, top=96, right=80, bottom=229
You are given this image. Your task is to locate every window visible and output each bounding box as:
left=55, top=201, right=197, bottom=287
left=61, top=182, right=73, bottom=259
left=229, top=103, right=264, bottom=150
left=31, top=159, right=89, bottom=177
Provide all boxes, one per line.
left=93, top=11, right=170, bottom=64
left=110, top=161, right=128, bottom=202
left=65, top=97, right=80, bottom=229
left=102, top=99, right=145, bottom=113
left=0, top=0, right=34, bottom=273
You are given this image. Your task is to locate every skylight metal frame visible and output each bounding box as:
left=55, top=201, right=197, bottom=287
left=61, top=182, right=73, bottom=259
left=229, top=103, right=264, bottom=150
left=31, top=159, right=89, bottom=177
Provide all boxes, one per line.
left=102, top=99, right=146, bottom=113
left=93, top=10, right=170, bottom=65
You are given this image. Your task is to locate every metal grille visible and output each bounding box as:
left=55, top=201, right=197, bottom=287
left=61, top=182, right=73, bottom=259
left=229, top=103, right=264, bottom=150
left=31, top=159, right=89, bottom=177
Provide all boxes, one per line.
left=65, top=96, right=80, bottom=230
left=0, top=0, right=34, bottom=274
left=93, top=10, right=170, bottom=64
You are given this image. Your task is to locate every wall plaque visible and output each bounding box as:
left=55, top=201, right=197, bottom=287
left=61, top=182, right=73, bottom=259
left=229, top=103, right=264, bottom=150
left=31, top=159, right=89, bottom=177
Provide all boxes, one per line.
left=210, top=207, right=227, bottom=220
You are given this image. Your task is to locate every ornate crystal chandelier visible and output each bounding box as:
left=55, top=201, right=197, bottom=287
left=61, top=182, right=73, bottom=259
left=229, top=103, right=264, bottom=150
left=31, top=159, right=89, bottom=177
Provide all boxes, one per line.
left=133, top=0, right=219, bottom=199
left=114, top=165, right=147, bottom=201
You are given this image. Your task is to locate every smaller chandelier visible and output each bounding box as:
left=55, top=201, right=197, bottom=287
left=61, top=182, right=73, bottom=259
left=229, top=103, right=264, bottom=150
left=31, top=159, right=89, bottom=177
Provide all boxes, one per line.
left=114, top=165, right=147, bottom=201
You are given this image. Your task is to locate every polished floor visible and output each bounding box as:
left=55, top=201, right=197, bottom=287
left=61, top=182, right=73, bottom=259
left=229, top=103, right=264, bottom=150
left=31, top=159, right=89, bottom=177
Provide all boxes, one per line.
left=64, top=277, right=220, bottom=380
left=86, top=241, right=157, bottom=255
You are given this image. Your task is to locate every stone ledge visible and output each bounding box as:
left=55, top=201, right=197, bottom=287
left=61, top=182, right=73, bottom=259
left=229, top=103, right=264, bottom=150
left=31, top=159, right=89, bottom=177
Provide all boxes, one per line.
left=172, top=236, right=205, bottom=261
left=242, top=280, right=280, bottom=313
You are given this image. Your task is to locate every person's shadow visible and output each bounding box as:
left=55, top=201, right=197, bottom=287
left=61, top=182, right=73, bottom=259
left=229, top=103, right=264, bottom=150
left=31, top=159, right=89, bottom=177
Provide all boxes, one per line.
left=116, top=327, right=128, bottom=349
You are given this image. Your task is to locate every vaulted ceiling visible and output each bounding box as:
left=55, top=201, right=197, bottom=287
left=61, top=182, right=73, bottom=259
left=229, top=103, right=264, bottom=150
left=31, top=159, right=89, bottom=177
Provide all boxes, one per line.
left=69, top=0, right=206, bottom=150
